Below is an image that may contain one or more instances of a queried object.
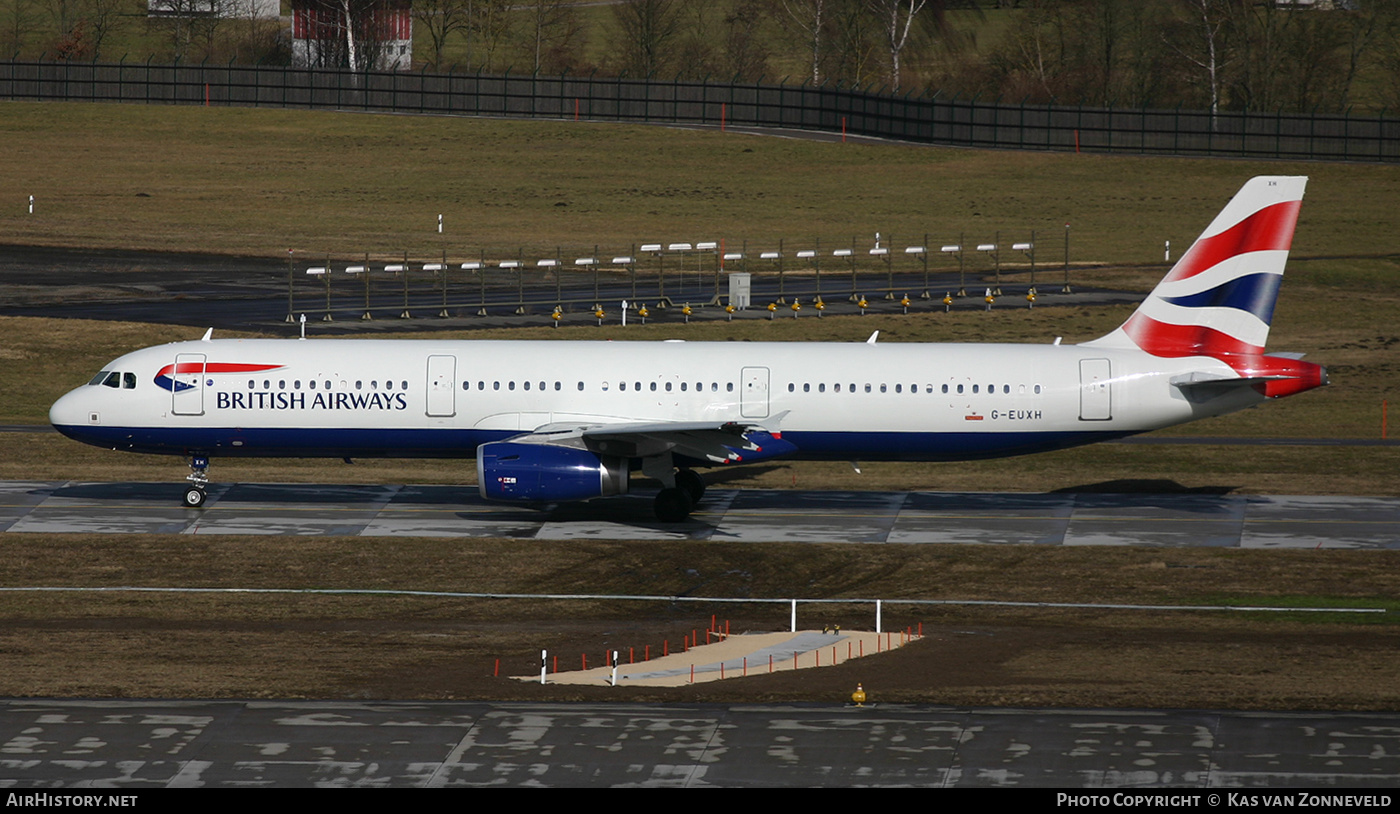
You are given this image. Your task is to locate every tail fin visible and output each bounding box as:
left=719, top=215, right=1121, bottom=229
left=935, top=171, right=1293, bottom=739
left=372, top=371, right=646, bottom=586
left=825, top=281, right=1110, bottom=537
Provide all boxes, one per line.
left=1085, top=176, right=1307, bottom=358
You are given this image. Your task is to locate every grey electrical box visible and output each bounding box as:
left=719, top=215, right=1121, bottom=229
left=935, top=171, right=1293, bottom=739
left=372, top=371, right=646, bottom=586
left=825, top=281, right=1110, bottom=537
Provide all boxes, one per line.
left=728, top=273, right=751, bottom=310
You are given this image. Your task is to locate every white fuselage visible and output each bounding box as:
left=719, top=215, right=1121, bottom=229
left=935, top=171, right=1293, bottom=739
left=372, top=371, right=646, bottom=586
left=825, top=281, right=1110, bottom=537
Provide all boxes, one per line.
left=50, top=337, right=1257, bottom=463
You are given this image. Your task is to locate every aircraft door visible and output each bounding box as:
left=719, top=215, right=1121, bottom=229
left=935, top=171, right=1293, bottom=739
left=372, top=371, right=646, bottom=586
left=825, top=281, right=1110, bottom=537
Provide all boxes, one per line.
left=741, top=366, right=770, bottom=418
left=1079, top=358, right=1112, bottom=421
left=171, top=353, right=206, bottom=416
left=426, top=354, right=456, bottom=417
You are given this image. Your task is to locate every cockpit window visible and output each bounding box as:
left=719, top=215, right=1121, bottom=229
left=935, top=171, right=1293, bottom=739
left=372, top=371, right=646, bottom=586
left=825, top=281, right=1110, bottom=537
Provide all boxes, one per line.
left=98, top=371, right=121, bottom=388
left=123, top=372, right=136, bottom=389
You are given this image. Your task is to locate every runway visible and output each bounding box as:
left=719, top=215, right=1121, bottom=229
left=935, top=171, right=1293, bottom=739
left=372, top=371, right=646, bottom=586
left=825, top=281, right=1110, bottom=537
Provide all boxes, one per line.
left=4, top=698, right=1400, bottom=787
left=2, top=481, right=1397, bottom=546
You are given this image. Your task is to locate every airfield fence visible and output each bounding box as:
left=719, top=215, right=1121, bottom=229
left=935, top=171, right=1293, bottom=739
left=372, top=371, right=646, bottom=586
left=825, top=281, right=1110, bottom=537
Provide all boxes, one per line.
left=3, top=59, right=1398, bottom=162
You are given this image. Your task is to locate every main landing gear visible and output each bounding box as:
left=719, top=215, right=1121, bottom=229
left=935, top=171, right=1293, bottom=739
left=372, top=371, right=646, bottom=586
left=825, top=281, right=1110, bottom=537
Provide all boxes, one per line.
left=182, top=455, right=210, bottom=508
left=653, top=468, right=706, bottom=523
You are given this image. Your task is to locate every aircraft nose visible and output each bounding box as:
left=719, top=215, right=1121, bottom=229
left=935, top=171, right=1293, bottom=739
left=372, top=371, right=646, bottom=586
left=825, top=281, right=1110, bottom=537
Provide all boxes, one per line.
left=49, top=386, right=93, bottom=433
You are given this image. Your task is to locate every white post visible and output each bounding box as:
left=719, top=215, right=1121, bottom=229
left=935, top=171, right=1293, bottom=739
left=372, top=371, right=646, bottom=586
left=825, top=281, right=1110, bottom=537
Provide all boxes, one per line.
left=790, top=599, right=797, bottom=632
left=1165, top=240, right=1171, bottom=262
left=28, top=195, right=34, bottom=214
left=438, top=214, right=443, bottom=234
left=875, top=599, right=882, bottom=634
left=609, top=650, right=619, bottom=687
left=621, top=300, right=628, bottom=327
left=539, top=649, right=547, bottom=684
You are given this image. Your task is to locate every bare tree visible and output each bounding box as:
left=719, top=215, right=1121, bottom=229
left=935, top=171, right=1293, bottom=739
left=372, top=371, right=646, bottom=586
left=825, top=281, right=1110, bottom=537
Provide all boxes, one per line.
left=82, top=0, right=126, bottom=59
left=828, top=0, right=879, bottom=86
left=523, top=0, right=579, bottom=74
left=411, top=0, right=470, bottom=69
left=866, top=0, right=925, bottom=91
left=722, top=0, right=770, bottom=81
left=467, top=0, right=513, bottom=72
left=148, top=0, right=228, bottom=62
left=3, top=0, right=39, bottom=56
left=1164, top=0, right=1233, bottom=122
left=780, top=0, right=827, bottom=83
left=612, top=0, right=682, bottom=77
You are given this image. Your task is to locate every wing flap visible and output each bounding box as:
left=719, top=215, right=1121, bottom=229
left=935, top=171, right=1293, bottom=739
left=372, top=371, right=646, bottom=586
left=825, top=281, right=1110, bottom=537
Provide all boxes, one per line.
left=506, top=418, right=797, bottom=464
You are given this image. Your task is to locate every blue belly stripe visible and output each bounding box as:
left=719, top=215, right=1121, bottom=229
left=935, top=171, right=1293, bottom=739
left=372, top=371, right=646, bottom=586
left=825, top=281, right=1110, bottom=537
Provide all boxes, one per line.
left=54, top=424, right=1132, bottom=463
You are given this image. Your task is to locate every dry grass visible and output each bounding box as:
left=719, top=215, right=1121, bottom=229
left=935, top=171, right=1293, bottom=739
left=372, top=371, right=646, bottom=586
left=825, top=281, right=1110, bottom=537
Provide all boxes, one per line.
left=2, top=535, right=1399, bottom=707
left=2, top=102, right=1400, bottom=264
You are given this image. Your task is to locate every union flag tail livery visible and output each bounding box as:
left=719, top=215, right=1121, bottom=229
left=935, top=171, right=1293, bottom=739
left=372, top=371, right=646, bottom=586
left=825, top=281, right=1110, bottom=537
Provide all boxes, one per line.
left=49, top=177, right=1328, bottom=522
left=1085, top=175, right=1324, bottom=398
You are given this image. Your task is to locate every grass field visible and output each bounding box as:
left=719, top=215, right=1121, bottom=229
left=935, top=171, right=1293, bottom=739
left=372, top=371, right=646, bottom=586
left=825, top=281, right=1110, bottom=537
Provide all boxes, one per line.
left=3, top=536, right=1400, bottom=708
left=1, top=101, right=1399, bottom=707
left=2, top=102, right=1399, bottom=265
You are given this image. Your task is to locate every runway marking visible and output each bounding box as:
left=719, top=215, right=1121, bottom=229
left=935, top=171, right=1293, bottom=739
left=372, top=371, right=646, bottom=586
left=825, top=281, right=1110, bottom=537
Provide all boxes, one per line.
left=4, top=483, right=1398, bottom=547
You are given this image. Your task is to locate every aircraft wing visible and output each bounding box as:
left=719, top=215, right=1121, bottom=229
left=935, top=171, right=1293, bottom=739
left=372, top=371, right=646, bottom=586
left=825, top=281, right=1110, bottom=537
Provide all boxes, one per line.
left=507, top=416, right=797, bottom=464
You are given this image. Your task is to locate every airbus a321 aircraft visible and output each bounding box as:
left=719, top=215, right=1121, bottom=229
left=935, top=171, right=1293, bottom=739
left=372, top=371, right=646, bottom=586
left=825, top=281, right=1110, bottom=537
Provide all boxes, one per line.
left=50, top=176, right=1326, bottom=522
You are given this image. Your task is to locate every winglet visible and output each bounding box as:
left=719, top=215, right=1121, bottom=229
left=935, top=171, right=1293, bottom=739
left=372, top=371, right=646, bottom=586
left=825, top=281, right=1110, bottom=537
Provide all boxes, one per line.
left=200, top=328, right=214, bottom=342
left=866, top=331, right=879, bottom=345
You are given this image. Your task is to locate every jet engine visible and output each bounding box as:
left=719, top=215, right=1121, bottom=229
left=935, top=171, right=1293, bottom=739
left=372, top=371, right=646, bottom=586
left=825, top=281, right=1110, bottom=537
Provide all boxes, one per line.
left=477, top=442, right=629, bottom=502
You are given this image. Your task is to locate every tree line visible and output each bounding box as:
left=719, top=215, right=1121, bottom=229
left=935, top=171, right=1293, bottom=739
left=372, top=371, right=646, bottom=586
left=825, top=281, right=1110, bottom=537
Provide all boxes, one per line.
left=4, top=0, right=1398, bottom=114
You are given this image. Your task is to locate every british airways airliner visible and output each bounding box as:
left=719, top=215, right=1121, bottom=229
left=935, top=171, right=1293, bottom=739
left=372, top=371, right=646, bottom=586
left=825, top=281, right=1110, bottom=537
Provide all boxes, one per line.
left=49, top=176, right=1326, bottom=521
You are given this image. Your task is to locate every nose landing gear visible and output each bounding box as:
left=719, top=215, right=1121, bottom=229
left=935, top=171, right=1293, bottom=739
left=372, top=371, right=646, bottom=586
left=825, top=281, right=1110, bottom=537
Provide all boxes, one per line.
left=183, top=455, right=210, bottom=508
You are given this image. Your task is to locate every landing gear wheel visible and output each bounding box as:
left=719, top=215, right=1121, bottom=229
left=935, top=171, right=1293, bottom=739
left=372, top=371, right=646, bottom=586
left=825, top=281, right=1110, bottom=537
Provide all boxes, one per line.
left=675, top=469, right=706, bottom=504
left=654, top=487, right=694, bottom=523
left=182, top=486, right=207, bottom=508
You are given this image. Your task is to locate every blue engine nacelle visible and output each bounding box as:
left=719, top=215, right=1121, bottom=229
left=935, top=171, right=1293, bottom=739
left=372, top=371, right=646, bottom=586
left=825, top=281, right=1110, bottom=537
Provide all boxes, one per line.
left=477, top=442, right=629, bottom=502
